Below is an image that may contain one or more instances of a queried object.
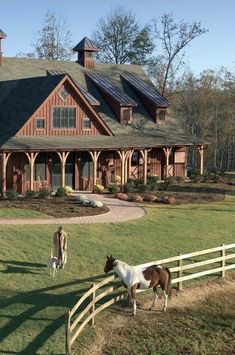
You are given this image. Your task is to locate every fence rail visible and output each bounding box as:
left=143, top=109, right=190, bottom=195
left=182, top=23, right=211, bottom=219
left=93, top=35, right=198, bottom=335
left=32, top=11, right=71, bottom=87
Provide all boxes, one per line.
left=65, top=243, right=235, bottom=354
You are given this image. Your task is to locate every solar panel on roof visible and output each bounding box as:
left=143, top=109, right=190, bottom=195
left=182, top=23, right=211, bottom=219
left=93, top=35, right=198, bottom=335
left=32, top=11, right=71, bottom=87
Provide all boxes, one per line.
left=121, top=74, right=169, bottom=106
left=86, top=72, right=137, bottom=107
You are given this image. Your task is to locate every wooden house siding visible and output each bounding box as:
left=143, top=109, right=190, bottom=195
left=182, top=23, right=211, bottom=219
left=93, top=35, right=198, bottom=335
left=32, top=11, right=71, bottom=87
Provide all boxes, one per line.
left=16, top=83, right=106, bottom=137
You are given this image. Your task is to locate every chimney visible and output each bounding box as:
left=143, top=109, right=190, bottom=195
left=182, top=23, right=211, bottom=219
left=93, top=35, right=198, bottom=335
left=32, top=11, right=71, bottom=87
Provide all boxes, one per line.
left=73, top=37, right=98, bottom=68
left=0, top=29, right=7, bottom=66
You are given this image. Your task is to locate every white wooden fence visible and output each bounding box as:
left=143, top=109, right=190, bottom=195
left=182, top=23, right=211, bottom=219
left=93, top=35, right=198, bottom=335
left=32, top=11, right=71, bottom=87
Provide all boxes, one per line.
left=65, top=243, right=235, bottom=354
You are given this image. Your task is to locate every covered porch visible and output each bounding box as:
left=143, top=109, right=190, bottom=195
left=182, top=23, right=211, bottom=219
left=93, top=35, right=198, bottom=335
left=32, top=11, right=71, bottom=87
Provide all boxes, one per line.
left=0, top=145, right=205, bottom=194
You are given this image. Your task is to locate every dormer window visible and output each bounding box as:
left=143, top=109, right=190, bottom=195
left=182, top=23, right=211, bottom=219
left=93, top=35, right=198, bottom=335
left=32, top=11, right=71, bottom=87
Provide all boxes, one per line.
left=59, top=86, right=70, bottom=101
left=121, top=108, right=133, bottom=124
left=36, top=118, right=45, bottom=129
left=156, top=108, right=167, bottom=123
left=82, top=117, right=91, bottom=129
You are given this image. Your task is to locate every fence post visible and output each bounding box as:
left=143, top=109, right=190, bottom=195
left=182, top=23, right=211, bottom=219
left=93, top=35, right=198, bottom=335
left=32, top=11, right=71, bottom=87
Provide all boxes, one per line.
left=221, top=244, right=226, bottom=278
left=89, top=283, right=96, bottom=327
left=178, top=253, right=183, bottom=291
left=65, top=310, right=71, bottom=355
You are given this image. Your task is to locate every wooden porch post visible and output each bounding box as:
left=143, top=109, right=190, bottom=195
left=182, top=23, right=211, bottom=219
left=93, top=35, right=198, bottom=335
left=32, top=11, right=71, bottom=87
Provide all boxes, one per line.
left=125, top=150, right=133, bottom=184
left=57, top=152, right=70, bottom=188
left=1, top=152, right=11, bottom=194
left=26, top=152, right=39, bottom=191
left=89, top=151, right=101, bottom=190
left=198, top=145, right=204, bottom=175
left=140, top=149, right=148, bottom=184
left=117, top=150, right=130, bottom=186
left=163, top=147, right=172, bottom=178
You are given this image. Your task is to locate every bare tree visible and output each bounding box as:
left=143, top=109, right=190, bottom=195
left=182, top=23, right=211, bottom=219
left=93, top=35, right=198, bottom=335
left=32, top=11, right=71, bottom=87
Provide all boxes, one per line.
left=92, top=6, right=154, bottom=65
left=148, top=13, right=208, bottom=96
left=16, top=11, right=73, bottom=60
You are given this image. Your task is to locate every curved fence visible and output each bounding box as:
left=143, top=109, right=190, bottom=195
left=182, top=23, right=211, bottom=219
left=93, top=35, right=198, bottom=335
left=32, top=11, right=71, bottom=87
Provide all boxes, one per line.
left=65, top=243, right=235, bottom=354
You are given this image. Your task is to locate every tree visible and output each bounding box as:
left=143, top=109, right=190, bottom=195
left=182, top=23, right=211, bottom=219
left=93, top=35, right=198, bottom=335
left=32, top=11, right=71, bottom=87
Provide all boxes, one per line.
left=16, top=11, right=73, bottom=60
left=92, top=6, right=154, bottom=65
left=172, top=69, right=235, bottom=171
left=148, top=13, right=208, bottom=96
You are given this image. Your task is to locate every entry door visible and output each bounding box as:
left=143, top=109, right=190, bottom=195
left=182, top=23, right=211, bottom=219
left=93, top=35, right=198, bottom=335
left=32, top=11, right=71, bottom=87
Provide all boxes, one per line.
left=52, top=161, right=61, bottom=191
left=65, top=153, right=75, bottom=188
left=79, top=152, right=93, bottom=190
left=52, top=153, right=75, bottom=191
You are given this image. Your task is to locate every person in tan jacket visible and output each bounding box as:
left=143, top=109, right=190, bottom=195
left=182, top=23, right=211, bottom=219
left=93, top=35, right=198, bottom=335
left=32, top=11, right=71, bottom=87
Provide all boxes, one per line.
left=53, top=226, right=67, bottom=269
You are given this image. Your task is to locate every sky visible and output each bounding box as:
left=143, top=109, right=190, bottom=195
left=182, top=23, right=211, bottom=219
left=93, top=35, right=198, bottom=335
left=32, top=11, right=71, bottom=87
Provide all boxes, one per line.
left=0, top=0, right=235, bottom=75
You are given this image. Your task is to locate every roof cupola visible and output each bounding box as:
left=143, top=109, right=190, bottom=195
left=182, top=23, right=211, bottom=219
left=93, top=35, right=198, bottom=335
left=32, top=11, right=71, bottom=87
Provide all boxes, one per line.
left=73, top=37, right=98, bottom=68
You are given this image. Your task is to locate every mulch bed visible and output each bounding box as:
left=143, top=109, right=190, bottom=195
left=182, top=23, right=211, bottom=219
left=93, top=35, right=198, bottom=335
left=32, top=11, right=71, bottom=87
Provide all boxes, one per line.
left=0, top=195, right=110, bottom=218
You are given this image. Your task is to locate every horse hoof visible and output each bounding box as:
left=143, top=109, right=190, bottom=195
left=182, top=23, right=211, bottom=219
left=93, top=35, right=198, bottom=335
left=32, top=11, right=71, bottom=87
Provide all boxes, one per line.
left=163, top=307, right=167, bottom=312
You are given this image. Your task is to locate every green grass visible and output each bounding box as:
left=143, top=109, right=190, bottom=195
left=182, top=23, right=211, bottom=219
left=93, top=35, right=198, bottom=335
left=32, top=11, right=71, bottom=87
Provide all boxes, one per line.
left=100, top=281, right=235, bottom=355
left=0, top=207, right=49, bottom=219
left=0, top=193, right=235, bottom=354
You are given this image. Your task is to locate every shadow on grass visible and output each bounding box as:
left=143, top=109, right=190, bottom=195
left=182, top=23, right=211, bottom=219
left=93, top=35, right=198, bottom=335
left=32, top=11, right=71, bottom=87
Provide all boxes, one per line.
left=0, top=268, right=107, bottom=354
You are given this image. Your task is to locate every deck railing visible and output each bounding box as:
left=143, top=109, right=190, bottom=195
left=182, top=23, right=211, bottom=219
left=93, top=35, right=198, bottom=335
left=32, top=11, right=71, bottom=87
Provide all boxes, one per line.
left=65, top=243, right=235, bottom=354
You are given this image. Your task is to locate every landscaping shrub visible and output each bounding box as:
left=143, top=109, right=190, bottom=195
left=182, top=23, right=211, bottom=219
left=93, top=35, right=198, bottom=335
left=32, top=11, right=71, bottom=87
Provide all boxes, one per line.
left=115, top=192, right=128, bottom=201
left=123, top=180, right=135, bottom=193
left=94, top=184, right=105, bottom=194
left=56, top=187, right=67, bottom=197
left=188, top=169, right=201, bottom=183
left=107, top=184, right=119, bottom=194
left=128, top=194, right=143, bottom=202
left=25, top=190, right=37, bottom=199
left=161, top=196, right=177, bottom=204
left=147, top=174, right=159, bottom=191
left=75, top=194, right=87, bottom=204
left=64, top=186, right=73, bottom=194
left=143, top=194, right=158, bottom=202
left=90, top=200, right=104, bottom=208
left=157, top=179, right=171, bottom=191
left=5, top=189, right=19, bottom=200
left=38, top=187, right=51, bottom=199
left=139, top=183, right=151, bottom=193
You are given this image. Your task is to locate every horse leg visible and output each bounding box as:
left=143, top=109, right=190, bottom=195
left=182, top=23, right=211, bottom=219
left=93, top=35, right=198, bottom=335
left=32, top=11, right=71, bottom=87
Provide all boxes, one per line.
left=130, top=285, right=137, bottom=316
left=163, top=290, right=168, bottom=312
left=150, top=285, right=158, bottom=310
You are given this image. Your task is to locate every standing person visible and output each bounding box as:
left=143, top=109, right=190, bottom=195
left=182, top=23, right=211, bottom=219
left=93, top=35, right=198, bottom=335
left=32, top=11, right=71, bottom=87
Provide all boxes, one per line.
left=53, top=226, right=67, bottom=269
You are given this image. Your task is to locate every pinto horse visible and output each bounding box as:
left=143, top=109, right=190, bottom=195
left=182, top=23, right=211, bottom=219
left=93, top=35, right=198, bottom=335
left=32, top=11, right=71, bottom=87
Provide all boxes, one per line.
left=104, top=255, right=171, bottom=316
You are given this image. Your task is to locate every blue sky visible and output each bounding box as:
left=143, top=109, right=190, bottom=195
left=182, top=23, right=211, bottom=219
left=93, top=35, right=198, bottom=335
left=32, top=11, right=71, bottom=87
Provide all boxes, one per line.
left=0, top=0, right=235, bottom=75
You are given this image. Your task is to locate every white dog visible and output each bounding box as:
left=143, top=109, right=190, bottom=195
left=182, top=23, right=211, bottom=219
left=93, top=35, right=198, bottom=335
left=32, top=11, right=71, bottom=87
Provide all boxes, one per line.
left=47, top=252, right=58, bottom=277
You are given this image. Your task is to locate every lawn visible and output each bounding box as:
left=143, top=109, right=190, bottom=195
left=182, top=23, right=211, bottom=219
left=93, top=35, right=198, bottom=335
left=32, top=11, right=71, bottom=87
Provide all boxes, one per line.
left=0, top=189, right=235, bottom=354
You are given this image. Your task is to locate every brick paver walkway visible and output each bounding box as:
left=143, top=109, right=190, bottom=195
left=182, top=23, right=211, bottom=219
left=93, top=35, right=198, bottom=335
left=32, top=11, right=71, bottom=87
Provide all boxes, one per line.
left=0, top=194, right=145, bottom=225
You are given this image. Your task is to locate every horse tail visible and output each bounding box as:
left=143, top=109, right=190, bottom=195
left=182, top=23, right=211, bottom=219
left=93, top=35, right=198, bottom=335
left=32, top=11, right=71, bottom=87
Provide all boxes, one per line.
left=164, top=267, right=172, bottom=298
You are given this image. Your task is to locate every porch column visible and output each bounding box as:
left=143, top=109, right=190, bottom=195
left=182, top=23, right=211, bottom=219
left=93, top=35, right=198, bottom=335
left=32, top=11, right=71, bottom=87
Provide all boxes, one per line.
left=89, top=151, right=101, bottom=189
left=125, top=150, right=133, bottom=184
left=198, top=145, right=204, bottom=175
left=128, top=150, right=134, bottom=181
left=163, top=147, right=172, bottom=178
left=57, top=152, right=70, bottom=187
left=117, top=150, right=130, bottom=186
left=140, top=149, right=148, bottom=184
left=1, top=152, right=11, bottom=194
left=26, top=152, right=39, bottom=190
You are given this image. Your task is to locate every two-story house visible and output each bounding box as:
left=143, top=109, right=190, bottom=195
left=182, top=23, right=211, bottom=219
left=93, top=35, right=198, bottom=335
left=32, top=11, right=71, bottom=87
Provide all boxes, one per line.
left=0, top=33, right=206, bottom=193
